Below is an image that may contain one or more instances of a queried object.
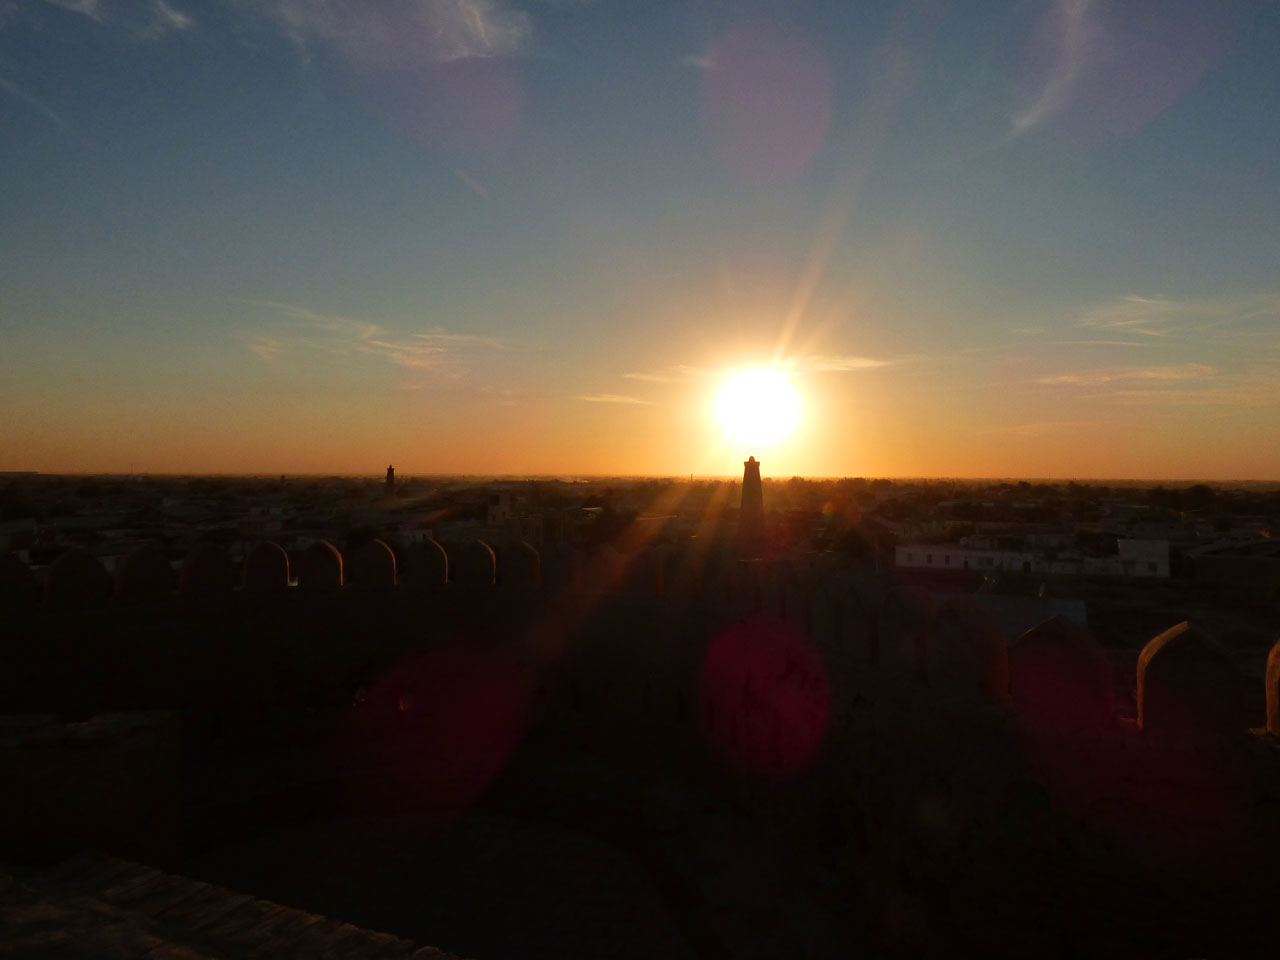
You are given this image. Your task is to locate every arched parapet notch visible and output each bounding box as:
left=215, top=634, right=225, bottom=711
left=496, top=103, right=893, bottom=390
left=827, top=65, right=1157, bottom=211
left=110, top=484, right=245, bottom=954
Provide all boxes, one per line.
left=297, top=540, right=343, bottom=589
left=115, top=543, right=175, bottom=602
left=403, top=538, right=448, bottom=586
left=499, top=540, right=540, bottom=590
left=179, top=543, right=235, bottom=598
left=447, top=539, right=496, bottom=586
left=243, top=541, right=290, bottom=592
left=932, top=597, right=1010, bottom=702
left=576, top=544, right=624, bottom=595
left=898, top=582, right=936, bottom=679
left=1011, top=615, right=1112, bottom=730
left=44, top=547, right=111, bottom=609
left=349, top=539, right=396, bottom=588
left=647, top=543, right=682, bottom=597
left=1137, top=621, right=1247, bottom=740
left=0, top=554, right=38, bottom=609
left=1264, top=638, right=1280, bottom=737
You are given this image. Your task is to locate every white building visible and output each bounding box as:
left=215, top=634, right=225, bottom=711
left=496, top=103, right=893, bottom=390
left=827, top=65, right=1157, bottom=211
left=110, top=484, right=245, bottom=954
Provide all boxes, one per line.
left=895, top=539, right=1169, bottom=578
left=487, top=492, right=513, bottom=526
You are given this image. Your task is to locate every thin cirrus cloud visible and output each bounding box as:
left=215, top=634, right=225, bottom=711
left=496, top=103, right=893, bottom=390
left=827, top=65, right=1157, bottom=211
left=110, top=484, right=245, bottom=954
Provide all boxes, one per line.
left=1037, top=363, right=1217, bottom=387
left=259, top=0, right=532, bottom=67
left=1099, top=378, right=1280, bottom=407
left=246, top=301, right=506, bottom=375
left=1011, top=0, right=1235, bottom=142
left=990, top=420, right=1098, bottom=439
left=623, top=365, right=707, bottom=384
left=36, top=0, right=193, bottom=36
left=0, top=76, right=76, bottom=135
left=39, top=0, right=103, bottom=20
left=1050, top=339, right=1150, bottom=348
left=1078, top=292, right=1280, bottom=338
left=624, top=355, right=889, bottom=382
left=145, top=0, right=194, bottom=37
left=1011, top=0, right=1095, bottom=138
left=790, top=354, right=892, bottom=373
left=576, top=394, right=652, bottom=405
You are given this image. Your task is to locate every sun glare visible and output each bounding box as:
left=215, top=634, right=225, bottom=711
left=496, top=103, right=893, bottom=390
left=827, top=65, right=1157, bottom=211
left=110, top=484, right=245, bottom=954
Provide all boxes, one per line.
left=716, top=367, right=802, bottom=448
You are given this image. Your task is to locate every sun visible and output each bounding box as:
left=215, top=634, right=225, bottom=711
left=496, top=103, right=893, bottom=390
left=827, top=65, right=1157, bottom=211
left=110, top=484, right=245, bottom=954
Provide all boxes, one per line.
left=716, top=367, right=802, bottom=448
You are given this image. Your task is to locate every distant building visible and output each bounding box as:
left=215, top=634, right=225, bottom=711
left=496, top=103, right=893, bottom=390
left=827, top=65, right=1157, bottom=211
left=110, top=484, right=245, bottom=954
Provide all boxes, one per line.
left=739, top=456, right=765, bottom=556
left=1115, top=539, right=1170, bottom=578
left=1187, top=538, right=1280, bottom=589
left=384, top=465, right=395, bottom=497
left=895, top=539, right=1170, bottom=579
left=487, top=492, right=513, bottom=526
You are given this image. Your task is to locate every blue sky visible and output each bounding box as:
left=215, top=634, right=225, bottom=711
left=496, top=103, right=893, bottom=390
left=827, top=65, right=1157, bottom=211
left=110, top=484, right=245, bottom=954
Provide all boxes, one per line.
left=3, top=0, right=1279, bottom=478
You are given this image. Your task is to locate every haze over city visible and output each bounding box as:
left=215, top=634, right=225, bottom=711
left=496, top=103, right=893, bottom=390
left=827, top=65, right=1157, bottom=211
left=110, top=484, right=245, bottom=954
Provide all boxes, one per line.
left=3, top=0, right=1279, bottom=479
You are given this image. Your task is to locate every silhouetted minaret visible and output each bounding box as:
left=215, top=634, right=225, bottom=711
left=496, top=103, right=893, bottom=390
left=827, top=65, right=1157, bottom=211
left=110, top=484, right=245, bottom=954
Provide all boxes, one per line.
left=385, top=464, right=395, bottom=497
left=739, top=456, right=765, bottom=556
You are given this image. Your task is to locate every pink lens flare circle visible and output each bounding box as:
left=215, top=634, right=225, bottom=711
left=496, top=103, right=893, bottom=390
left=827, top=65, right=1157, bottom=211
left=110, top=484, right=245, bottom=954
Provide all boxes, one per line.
left=699, top=20, right=833, bottom=182
left=700, top=617, right=831, bottom=777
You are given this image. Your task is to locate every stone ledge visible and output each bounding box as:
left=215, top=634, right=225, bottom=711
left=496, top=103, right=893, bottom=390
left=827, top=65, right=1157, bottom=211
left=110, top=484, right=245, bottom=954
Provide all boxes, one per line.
left=3, top=852, right=464, bottom=960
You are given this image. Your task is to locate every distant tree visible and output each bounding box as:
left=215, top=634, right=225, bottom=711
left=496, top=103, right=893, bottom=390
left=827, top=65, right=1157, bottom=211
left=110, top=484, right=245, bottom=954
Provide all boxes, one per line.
left=1184, top=483, right=1216, bottom=512
left=0, top=481, right=33, bottom=521
left=837, top=477, right=869, bottom=497
left=875, top=497, right=916, bottom=521
left=50, top=496, right=82, bottom=517
left=833, top=524, right=876, bottom=564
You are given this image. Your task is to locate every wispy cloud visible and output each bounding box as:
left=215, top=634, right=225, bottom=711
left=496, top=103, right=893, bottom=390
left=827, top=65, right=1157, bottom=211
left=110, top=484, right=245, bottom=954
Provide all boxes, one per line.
left=990, top=420, right=1097, bottom=439
left=40, top=0, right=102, bottom=20
left=1011, top=0, right=1096, bottom=137
left=790, top=354, right=891, bottom=373
left=0, top=75, right=75, bottom=135
left=248, top=338, right=283, bottom=362
left=1038, top=363, right=1216, bottom=387
left=624, top=355, right=891, bottom=382
left=144, top=0, right=194, bottom=38
left=623, top=365, right=707, bottom=384
left=1079, top=293, right=1280, bottom=337
left=262, top=0, right=532, bottom=67
left=577, top=394, right=651, bottom=405
left=245, top=300, right=506, bottom=375
left=1098, top=380, right=1280, bottom=407
left=1010, top=3, right=1234, bottom=143
left=1051, top=339, right=1150, bottom=348
left=453, top=167, right=490, bottom=199
left=32, top=0, right=191, bottom=38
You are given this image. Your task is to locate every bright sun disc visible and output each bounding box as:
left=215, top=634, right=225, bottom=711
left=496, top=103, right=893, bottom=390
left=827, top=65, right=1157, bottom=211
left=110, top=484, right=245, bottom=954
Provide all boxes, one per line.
left=716, top=368, right=801, bottom=446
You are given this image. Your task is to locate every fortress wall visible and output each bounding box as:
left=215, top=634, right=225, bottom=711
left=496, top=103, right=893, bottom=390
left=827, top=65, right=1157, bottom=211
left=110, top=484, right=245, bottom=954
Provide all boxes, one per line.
left=3, top=543, right=1280, bottom=899
left=0, top=712, right=181, bottom=868
left=3, top=540, right=1280, bottom=952
left=3, top=541, right=1278, bottom=749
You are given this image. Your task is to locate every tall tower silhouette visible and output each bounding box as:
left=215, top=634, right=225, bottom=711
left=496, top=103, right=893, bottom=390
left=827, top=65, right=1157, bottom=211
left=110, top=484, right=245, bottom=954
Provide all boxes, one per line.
left=739, top=456, right=765, bottom=556
left=385, top=464, right=395, bottom=497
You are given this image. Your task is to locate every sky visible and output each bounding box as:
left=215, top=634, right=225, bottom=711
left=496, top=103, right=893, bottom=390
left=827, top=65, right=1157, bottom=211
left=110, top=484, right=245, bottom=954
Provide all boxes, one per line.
left=2, top=0, right=1279, bottom=480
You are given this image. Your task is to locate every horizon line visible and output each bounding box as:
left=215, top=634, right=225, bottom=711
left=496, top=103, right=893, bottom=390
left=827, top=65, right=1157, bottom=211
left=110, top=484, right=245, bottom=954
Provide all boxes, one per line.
left=4, top=471, right=1278, bottom=486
